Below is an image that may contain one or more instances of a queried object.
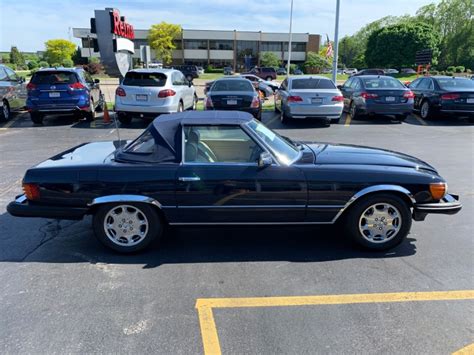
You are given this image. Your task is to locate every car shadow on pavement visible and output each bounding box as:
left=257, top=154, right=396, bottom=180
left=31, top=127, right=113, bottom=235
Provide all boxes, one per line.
left=0, top=213, right=417, bottom=268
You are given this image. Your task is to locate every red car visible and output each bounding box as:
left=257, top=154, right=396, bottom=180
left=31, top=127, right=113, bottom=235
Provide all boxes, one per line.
left=245, top=67, right=277, bottom=81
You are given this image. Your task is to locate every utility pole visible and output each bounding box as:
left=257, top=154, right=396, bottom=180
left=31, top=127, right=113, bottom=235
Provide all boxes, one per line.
left=331, top=0, right=341, bottom=83
left=286, top=0, right=294, bottom=78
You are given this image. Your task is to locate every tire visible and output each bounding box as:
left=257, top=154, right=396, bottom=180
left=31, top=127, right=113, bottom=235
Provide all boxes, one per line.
left=420, top=100, right=432, bottom=120
left=117, top=113, right=132, bottom=125
left=86, top=100, right=96, bottom=121
left=266, top=76, right=273, bottom=81
left=30, top=112, right=43, bottom=124
left=96, top=93, right=105, bottom=112
left=1, top=100, right=10, bottom=122
left=191, top=94, right=198, bottom=110
left=93, top=202, right=163, bottom=253
left=350, top=101, right=360, bottom=120
left=186, top=75, right=193, bottom=82
left=331, top=116, right=341, bottom=123
left=344, top=193, right=412, bottom=251
left=280, top=104, right=290, bottom=124
left=177, top=101, right=184, bottom=113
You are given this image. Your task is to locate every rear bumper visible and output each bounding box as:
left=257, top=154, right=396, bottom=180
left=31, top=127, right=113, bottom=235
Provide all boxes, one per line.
left=412, top=194, right=462, bottom=221
left=115, top=101, right=178, bottom=114
left=7, top=195, right=88, bottom=220
left=287, top=104, right=343, bottom=120
left=362, top=102, right=413, bottom=115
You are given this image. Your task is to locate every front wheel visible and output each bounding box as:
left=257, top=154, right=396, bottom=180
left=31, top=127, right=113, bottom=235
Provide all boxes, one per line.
left=280, top=104, right=290, bottom=124
left=93, top=202, right=163, bottom=253
left=344, top=193, right=412, bottom=250
left=1, top=100, right=10, bottom=121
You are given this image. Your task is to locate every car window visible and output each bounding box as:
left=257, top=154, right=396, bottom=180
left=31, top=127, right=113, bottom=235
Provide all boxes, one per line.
left=409, top=78, right=422, bottom=89
left=0, top=68, right=8, bottom=81
left=123, top=72, right=167, bottom=87
left=211, top=80, right=254, bottom=92
left=31, top=71, right=78, bottom=84
left=4, top=67, right=18, bottom=81
left=362, top=78, right=405, bottom=89
left=353, top=79, right=361, bottom=90
left=343, top=78, right=353, bottom=88
left=437, top=78, right=474, bottom=90
left=172, top=72, right=185, bottom=85
left=291, top=78, right=336, bottom=90
left=417, top=78, right=432, bottom=90
left=124, top=131, right=156, bottom=154
left=183, top=125, right=262, bottom=164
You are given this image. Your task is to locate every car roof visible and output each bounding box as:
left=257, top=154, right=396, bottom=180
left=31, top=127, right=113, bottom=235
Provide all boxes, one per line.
left=355, top=75, right=397, bottom=79
left=430, top=76, right=470, bottom=80
left=288, top=75, right=331, bottom=80
left=35, top=67, right=82, bottom=72
left=128, top=68, right=175, bottom=74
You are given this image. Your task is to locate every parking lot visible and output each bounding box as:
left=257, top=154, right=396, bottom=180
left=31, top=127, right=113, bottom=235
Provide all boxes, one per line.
left=0, top=110, right=473, bottom=354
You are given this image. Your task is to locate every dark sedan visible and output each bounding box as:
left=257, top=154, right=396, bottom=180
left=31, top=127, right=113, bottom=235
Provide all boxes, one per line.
left=339, top=75, right=414, bottom=121
left=205, top=78, right=262, bottom=120
left=409, top=76, right=474, bottom=121
left=8, top=111, right=461, bottom=253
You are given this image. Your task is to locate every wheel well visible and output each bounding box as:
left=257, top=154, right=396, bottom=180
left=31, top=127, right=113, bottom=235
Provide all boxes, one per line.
left=87, top=201, right=169, bottom=225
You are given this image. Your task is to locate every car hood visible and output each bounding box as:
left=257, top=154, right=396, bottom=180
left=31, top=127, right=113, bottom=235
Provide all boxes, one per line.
left=305, top=143, right=437, bottom=172
left=34, top=141, right=124, bottom=168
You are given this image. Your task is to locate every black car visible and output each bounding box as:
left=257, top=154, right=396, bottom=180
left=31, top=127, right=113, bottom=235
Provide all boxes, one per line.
left=353, top=69, right=385, bottom=76
left=409, top=76, right=474, bottom=120
left=8, top=111, right=461, bottom=253
left=339, top=75, right=414, bottom=121
left=276, top=68, right=287, bottom=75
left=223, top=67, right=234, bottom=75
left=172, top=65, right=199, bottom=81
left=205, top=78, right=262, bottom=120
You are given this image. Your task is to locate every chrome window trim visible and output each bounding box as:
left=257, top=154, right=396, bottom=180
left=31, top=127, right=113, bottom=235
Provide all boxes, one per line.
left=88, top=195, right=162, bottom=208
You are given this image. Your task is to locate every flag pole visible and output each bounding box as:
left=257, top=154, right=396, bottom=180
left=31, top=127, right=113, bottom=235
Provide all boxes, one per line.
left=331, top=0, right=341, bottom=83
left=286, top=0, right=294, bottom=78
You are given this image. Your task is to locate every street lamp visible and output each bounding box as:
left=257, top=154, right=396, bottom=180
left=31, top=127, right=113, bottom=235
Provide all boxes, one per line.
left=331, top=0, right=341, bottom=83
left=286, top=0, right=294, bottom=78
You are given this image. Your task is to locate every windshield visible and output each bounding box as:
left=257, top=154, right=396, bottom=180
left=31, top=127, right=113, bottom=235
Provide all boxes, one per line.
left=437, top=78, right=474, bottom=90
left=123, top=72, right=167, bottom=87
left=211, top=80, right=254, bottom=92
left=362, top=78, right=405, bottom=89
left=246, top=120, right=300, bottom=165
left=292, top=78, right=336, bottom=90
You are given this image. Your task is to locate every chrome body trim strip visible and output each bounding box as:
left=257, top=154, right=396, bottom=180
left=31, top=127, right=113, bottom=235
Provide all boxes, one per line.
left=169, top=221, right=334, bottom=226
left=176, top=205, right=307, bottom=209
left=15, top=194, right=27, bottom=204
left=88, top=195, right=162, bottom=208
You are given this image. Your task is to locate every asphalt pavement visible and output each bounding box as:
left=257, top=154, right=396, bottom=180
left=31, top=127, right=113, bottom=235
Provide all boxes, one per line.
left=0, top=110, right=473, bottom=354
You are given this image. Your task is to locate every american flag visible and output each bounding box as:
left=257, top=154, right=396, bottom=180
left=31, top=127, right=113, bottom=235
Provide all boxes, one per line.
left=325, top=35, right=333, bottom=58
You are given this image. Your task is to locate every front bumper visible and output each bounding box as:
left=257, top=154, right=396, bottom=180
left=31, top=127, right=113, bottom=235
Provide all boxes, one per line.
left=7, top=195, right=88, bottom=220
left=412, top=193, right=462, bottom=221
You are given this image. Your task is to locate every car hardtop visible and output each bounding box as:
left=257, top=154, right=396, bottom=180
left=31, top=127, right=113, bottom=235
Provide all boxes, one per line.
left=127, top=68, right=176, bottom=74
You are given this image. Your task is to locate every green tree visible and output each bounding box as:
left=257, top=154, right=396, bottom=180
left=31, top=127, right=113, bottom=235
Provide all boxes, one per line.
left=304, top=52, right=331, bottom=73
left=72, top=46, right=87, bottom=65
left=365, top=22, right=440, bottom=68
left=260, top=52, right=280, bottom=67
left=27, top=60, right=39, bottom=70
left=38, top=61, right=49, bottom=68
left=148, top=22, right=182, bottom=65
left=44, top=39, right=76, bottom=65
left=62, top=58, right=74, bottom=67
left=10, top=46, right=25, bottom=68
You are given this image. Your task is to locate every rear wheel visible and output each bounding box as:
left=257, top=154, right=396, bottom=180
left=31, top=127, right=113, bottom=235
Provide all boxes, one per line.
left=30, top=112, right=43, bottom=124
left=280, top=104, right=290, bottom=124
left=177, top=101, right=184, bottom=113
left=86, top=100, right=96, bottom=121
left=344, top=193, right=412, bottom=250
left=96, top=93, right=105, bottom=112
left=420, top=100, right=432, bottom=119
left=191, top=94, right=198, bottom=110
left=350, top=101, right=360, bottom=120
left=93, top=202, right=163, bottom=253
left=1, top=100, right=10, bottom=121
left=117, top=113, right=132, bottom=125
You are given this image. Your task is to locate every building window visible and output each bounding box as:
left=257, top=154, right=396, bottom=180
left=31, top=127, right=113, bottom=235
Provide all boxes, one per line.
left=82, top=38, right=92, bottom=48
left=184, top=40, right=207, bottom=50
left=209, top=40, right=233, bottom=50
left=261, top=42, right=282, bottom=52
left=283, top=42, right=306, bottom=52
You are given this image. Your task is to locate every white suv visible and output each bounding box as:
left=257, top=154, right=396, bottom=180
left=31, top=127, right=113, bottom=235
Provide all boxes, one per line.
left=115, top=69, right=197, bottom=124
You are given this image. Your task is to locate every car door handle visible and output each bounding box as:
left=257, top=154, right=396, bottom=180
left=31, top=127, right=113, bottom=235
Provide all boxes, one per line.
left=178, top=176, right=201, bottom=182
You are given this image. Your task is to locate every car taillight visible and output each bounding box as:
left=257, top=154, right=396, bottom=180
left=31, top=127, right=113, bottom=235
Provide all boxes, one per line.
left=403, top=91, right=415, bottom=99
left=69, top=82, right=86, bottom=90
left=158, top=89, right=176, bottom=98
left=23, top=183, right=40, bottom=200
left=429, top=182, right=447, bottom=200
left=251, top=96, right=260, bottom=108
left=331, top=95, right=344, bottom=102
left=26, top=82, right=36, bottom=91
left=441, top=93, right=460, bottom=100
left=205, top=96, right=213, bottom=109
left=115, top=87, right=126, bottom=97
left=361, top=92, right=378, bottom=99
left=287, top=95, right=303, bottom=103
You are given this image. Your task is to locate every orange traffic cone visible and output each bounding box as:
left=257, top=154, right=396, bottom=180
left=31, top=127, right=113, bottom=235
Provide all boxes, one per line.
left=103, top=102, right=111, bottom=124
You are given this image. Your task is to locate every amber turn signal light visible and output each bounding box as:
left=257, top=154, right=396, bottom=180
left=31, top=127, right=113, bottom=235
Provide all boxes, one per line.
left=429, top=182, right=447, bottom=200
left=23, top=183, right=40, bottom=200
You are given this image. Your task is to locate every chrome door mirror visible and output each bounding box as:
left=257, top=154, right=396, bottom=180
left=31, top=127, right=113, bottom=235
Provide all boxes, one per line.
left=258, top=152, right=273, bottom=167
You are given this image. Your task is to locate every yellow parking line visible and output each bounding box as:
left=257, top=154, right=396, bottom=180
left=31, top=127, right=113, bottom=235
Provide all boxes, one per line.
left=414, top=114, right=428, bottom=126
left=453, top=342, right=474, bottom=355
left=344, top=114, right=352, bottom=127
left=195, top=290, right=474, bottom=355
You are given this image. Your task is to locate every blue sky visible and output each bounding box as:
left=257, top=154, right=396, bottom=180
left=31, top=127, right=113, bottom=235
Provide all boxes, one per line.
left=0, top=0, right=438, bottom=52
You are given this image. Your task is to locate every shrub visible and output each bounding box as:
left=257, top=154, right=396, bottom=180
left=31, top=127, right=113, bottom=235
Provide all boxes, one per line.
left=62, top=58, right=74, bottom=68
left=447, top=66, right=456, bottom=72
left=455, top=66, right=465, bottom=73
left=27, top=60, right=38, bottom=70
left=38, top=61, right=49, bottom=68
left=466, top=69, right=472, bottom=74
left=30, top=69, right=39, bottom=76
left=430, top=70, right=439, bottom=75
left=445, top=71, right=453, bottom=76
left=205, top=65, right=224, bottom=73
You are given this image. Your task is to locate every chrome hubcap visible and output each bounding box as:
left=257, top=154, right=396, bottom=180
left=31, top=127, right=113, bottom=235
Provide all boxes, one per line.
left=358, top=203, right=401, bottom=243
left=103, top=205, right=148, bottom=246
left=421, top=103, right=429, bottom=118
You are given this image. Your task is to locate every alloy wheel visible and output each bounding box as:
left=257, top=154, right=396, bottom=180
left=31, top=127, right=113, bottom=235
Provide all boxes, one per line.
left=103, top=205, right=149, bottom=246
left=358, top=203, right=402, bottom=243
left=2, top=102, right=9, bottom=120
left=421, top=101, right=429, bottom=119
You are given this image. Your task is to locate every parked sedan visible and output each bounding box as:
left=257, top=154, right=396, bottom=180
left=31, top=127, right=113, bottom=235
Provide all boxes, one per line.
left=409, top=76, right=474, bottom=121
left=206, top=78, right=262, bottom=120
left=0, top=64, right=27, bottom=121
left=7, top=111, right=461, bottom=253
left=115, top=69, right=197, bottom=124
left=275, top=75, right=344, bottom=124
left=353, top=69, right=385, bottom=76
left=339, top=75, right=414, bottom=121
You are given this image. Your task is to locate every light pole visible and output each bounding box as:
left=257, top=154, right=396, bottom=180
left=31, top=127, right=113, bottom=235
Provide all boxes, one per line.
left=286, top=0, right=294, bottom=78
left=331, top=0, right=341, bottom=83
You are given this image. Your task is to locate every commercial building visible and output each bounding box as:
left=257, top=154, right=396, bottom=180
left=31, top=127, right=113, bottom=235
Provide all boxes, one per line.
left=73, top=28, right=321, bottom=70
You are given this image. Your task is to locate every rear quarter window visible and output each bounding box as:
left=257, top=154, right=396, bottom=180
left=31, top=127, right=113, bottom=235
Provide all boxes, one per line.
left=31, top=71, right=78, bottom=84
left=291, top=78, right=336, bottom=90
left=123, top=72, right=167, bottom=87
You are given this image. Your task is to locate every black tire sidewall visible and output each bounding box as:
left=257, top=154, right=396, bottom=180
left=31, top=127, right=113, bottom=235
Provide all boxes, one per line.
left=118, top=113, right=132, bottom=125
left=93, top=202, right=163, bottom=253
left=30, top=112, right=43, bottom=124
left=1, top=100, right=10, bottom=121
left=344, top=193, right=412, bottom=250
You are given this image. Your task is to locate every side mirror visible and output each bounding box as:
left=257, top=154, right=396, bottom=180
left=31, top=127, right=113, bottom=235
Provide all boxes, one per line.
left=258, top=152, right=273, bottom=168
left=94, top=78, right=100, bottom=84
left=337, top=85, right=343, bottom=90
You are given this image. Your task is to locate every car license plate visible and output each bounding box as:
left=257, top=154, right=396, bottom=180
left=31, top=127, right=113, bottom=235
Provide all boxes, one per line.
left=467, top=98, right=474, bottom=103
left=311, top=98, right=323, bottom=104
left=227, top=99, right=237, bottom=105
left=136, top=94, right=148, bottom=101
left=49, top=92, right=60, bottom=98
left=386, top=96, right=396, bottom=102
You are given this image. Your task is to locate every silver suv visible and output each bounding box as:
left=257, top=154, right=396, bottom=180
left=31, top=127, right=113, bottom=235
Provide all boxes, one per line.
left=115, top=69, right=197, bottom=124
left=0, top=64, right=27, bottom=121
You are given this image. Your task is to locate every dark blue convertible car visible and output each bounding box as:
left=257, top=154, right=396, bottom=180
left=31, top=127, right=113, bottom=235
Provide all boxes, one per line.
left=7, top=111, right=461, bottom=253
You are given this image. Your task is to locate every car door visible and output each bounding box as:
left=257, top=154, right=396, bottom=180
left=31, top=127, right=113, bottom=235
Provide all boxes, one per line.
left=4, top=67, right=27, bottom=109
left=175, top=124, right=307, bottom=224
left=411, top=78, right=432, bottom=109
left=276, top=78, right=289, bottom=111
left=179, top=71, right=194, bottom=108
left=340, top=77, right=355, bottom=109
